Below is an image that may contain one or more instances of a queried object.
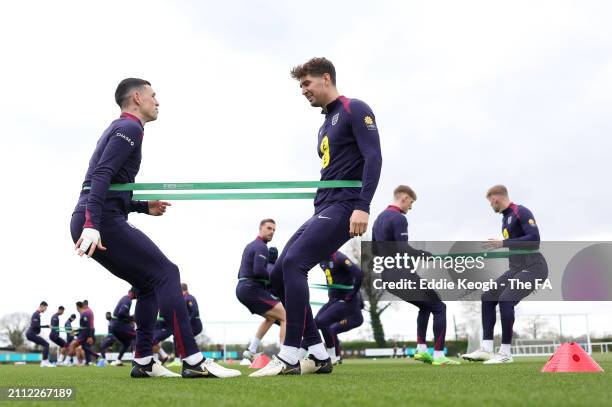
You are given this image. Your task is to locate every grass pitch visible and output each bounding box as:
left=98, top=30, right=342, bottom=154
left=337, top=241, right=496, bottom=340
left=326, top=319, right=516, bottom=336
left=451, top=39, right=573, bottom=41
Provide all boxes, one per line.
left=0, top=355, right=610, bottom=407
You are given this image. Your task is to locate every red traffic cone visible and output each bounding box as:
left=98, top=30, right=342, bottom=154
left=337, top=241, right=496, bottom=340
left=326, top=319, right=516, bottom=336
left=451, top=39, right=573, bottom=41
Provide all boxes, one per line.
left=541, top=342, right=604, bottom=373
left=250, top=353, right=271, bottom=369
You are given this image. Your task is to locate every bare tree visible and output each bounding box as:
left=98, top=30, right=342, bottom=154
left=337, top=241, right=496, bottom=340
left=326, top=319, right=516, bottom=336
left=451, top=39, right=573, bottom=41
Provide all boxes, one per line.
left=0, top=312, right=30, bottom=350
left=342, top=235, right=390, bottom=347
left=455, top=301, right=482, bottom=353
left=522, top=315, right=552, bottom=340
left=195, top=330, right=211, bottom=349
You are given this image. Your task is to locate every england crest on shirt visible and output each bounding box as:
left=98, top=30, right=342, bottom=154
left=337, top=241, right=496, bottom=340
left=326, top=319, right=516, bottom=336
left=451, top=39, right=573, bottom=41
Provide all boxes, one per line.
left=507, top=216, right=512, bottom=224
left=331, top=113, right=339, bottom=126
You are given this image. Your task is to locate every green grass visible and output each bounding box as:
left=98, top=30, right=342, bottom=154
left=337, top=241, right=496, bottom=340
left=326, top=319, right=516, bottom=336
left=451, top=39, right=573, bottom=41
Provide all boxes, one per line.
left=0, top=355, right=610, bottom=407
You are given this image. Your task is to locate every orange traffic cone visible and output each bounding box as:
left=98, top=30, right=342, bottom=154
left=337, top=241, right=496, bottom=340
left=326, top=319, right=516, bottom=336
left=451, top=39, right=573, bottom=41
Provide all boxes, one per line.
left=541, top=342, right=604, bottom=373
left=250, top=353, right=271, bottom=369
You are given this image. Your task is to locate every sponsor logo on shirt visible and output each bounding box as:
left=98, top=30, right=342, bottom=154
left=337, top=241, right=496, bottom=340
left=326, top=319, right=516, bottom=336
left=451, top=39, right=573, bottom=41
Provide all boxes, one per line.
left=507, top=216, right=512, bottom=224
left=116, top=132, right=135, bottom=146
left=364, top=115, right=377, bottom=131
left=258, top=254, right=267, bottom=260
left=331, top=113, right=339, bottom=126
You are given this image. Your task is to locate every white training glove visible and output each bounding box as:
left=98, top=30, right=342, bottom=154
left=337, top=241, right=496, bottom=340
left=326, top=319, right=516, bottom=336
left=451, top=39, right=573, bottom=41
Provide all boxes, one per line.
left=78, top=228, right=101, bottom=256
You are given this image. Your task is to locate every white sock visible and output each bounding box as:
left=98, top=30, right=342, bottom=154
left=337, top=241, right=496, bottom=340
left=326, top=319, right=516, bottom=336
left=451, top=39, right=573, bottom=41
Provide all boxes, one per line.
left=308, top=343, right=329, bottom=361
left=248, top=337, right=261, bottom=353
left=500, top=343, right=512, bottom=355
left=58, top=354, right=65, bottom=362
left=327, top=347, right=337, bottom=361
left=433, top=350, right=445, bottom=359
left=416, top=343, right=428, bottom=353
left=158, top=348, right=168, bottom=358
left=134, top=356, right=153, bottom=365
left=482, top=340, right=494, bottom=353
left=184, top=352, right=204, bottom=366
left=278, top=345, right=299, bottom=365
left=298, top=347, right=308, bottom=359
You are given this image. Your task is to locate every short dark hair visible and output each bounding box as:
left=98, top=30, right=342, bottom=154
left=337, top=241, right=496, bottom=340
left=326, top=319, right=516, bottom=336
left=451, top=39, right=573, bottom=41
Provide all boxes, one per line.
left=181, top=283, right=188, bottom=291
left=115, top=78, right=151, bottom=108
left=83, top=300, right=88, bottom=306
left=70, top=314, right=76, bottom=319
left=76, top=301, right=84, bottom=309
left=40, top=301, right=48, bottom=307
left=290, top=57, right=336, bottom=86
left=260, top=218, right=276, bottom=227
left=58, top=306, right=65, bottom=311
left=394, top=185, right=417, bottom=201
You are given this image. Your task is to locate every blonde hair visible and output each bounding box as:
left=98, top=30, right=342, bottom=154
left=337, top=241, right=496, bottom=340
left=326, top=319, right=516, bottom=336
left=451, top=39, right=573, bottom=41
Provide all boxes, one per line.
left=486, top=184, right=508, bottom=198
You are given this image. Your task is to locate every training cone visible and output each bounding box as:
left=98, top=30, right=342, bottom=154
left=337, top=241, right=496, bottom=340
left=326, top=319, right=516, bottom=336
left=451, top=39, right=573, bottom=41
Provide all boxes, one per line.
left=541, top=342, right=604, bottom=373
left=250, top=354, right=271, bottom=369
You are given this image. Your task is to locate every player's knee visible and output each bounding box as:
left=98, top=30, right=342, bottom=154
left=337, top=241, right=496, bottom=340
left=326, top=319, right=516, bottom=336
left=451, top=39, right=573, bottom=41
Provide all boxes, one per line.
left=167, top=262, right=180, bottom=280
left=315, top=314, right=332, bottom=328
left=498, top=301, right=515, bottom=318
left=281, top=252, right=298, bottom=273
left=156, top=262, right=180, bottom=286
left=432, top=301, right=446, bottom=314
left=281, top=252, right=308, bottom=279
left=268, top=304, right=286, bottom=321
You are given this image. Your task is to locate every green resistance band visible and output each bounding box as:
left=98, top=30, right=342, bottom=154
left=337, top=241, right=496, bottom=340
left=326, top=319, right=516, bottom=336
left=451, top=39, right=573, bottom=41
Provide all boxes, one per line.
left=310, top=283, right=355, bottom=290
left=82, top=180, right=362, bottom=200
left=49, top=328, right=80, bottom=332
left=85, top=180, right=362, bottom=191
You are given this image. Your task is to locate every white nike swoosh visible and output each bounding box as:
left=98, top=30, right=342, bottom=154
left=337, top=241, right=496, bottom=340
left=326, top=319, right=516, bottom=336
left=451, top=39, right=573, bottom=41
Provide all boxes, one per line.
left=318, top=215, right=332, bottom=219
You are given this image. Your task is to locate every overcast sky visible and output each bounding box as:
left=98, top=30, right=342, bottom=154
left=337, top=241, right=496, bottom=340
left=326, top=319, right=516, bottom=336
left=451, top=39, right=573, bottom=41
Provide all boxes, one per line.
left=1, top=0, right=611, bottom=346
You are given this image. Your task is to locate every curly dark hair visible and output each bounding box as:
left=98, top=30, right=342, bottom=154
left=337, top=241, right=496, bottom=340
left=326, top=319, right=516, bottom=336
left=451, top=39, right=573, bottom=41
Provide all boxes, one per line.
left=290, top=57, right=336, bottom=85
